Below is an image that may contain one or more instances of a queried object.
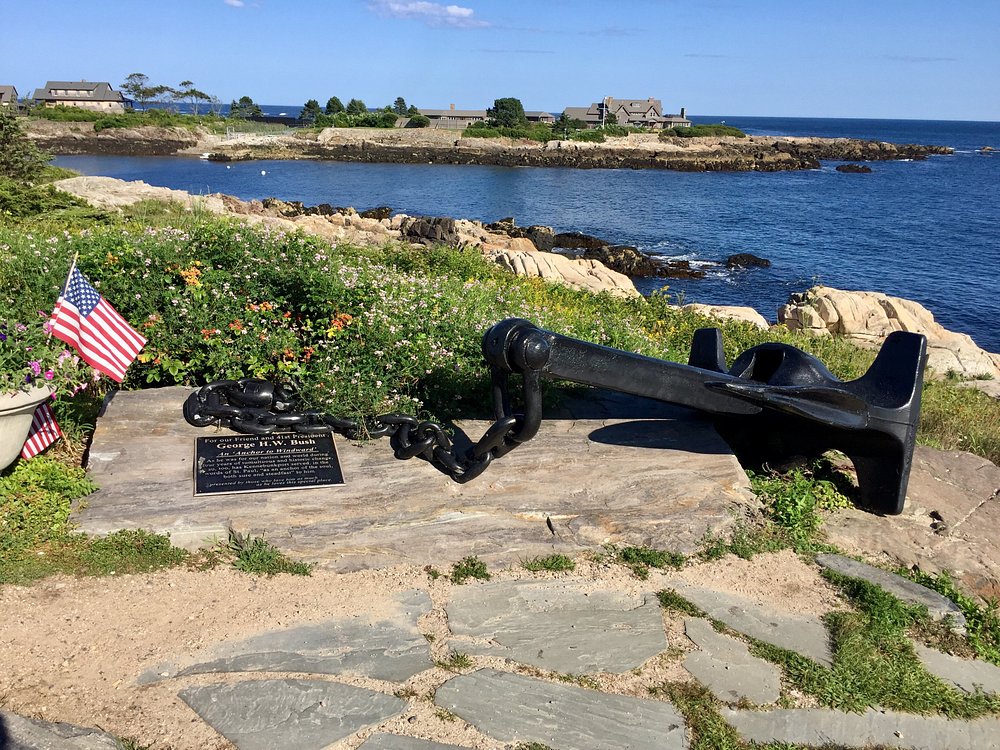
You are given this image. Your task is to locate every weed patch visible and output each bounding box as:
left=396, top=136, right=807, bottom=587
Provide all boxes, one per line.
left=748, top=460, right=853, bottom=551
left=602, top=544, right=685, bottom=579
left=521, top=554, right=575, bottom=572
left=450, top=556, right=490, bottom=584
left=435, top=651, right=473, bottom=672
left=657, top=589, right=706, bottom=618
left=225, top=528, right=312, bottom=576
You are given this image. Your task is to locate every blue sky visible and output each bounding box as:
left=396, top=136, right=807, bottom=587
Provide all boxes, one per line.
left=5, top=0, right=999, bottom=120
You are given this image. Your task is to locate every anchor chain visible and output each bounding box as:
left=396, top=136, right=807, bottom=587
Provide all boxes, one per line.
left=182, top=367, right=542, bottom=484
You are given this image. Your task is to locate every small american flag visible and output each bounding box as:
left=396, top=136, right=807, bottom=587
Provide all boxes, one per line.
left=50, top=267, right=146, bottom=382
left=21, top=403, right=62, bottom=459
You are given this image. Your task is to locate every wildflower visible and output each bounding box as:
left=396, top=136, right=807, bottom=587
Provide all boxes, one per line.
left=44, top=370, right=54, bottom=380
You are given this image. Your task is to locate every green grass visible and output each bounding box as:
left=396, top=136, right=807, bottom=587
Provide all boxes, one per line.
left=657, top=588, right=707, bottom=618
left=601, top=544, right=686, bottom=579
left=657, top=580, right=1000, bottom=725
left=747, top=460, right=854, bottom=552
left=521, top=554, right=575, bottom=572
left=900, top=568, right=1000, bottom=665
left=225, top=528, right=312, bottom=576
left=754, top=573, right=1000, bottom=718
left=649, top=681, right=749, bottom=750
left=450, top=555, right=491, bottom=584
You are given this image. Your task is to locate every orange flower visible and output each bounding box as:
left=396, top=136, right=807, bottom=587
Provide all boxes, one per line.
left=179, top=266, right=202, bottom=287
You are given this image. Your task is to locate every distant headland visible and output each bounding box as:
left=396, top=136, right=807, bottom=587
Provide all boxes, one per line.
left=25, top=120, right=953, bottom=173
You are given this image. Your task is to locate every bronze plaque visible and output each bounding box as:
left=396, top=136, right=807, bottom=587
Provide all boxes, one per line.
left=194, top=433, right=344, bottom=495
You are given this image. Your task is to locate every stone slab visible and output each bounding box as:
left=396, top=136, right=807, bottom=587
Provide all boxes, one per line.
left=913, top=642, right=1000, bottom=695
left=358, top=734, right=473, bottom=750
left=667, top=582, right=834, bottom=666
left=0, top=710, right=120, bottom=750
left=445, top=580, right=667, bottom=674
left=721, top=707, right=1000, bottom=750
left=79, top=387, right=756, bottom=569
left=434, top=668, right=687, bottom=750
left=682, top=617, right=781, bottom=704
left=824, top=446, right=1000, bottom=600
left=140, top=589, right=432, bottom=684
left=178, top=679, right=406, bottom=750
left=816, top=553, right=966, bottom=631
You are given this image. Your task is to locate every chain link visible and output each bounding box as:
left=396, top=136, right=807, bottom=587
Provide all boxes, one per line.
left=183, top=372, right=542, bottom=483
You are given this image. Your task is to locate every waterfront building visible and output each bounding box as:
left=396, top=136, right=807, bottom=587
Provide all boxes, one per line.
left=417, top=104, right=557, bottom=129
left=563, top=96, right=691, bottom=129
left=0, top=85, right=19, bottom=108
left=31, top=81, right=126, bottom=113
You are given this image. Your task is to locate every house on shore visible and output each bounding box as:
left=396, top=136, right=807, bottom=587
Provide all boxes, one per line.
left=32, top=81, right=126, bottom=113
left=417, top=104, right=556, bottom=129
left=0, top=85, right=19, bottom=108
left=564, top=97, right=691, bottom=129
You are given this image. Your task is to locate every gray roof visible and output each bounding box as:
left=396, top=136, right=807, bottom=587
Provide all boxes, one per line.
left=419, top=109, right=487, bottom=118
left=33, top=81, right=124, bottom=103
left=0, top=85, right=18, bottom=104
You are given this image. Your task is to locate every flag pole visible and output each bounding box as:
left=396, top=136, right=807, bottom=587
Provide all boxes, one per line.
left=60, top=251, right=79, bottom=297
left=48, top=252, right=78, bottom=342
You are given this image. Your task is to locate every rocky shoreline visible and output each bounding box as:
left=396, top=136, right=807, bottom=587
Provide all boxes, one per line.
left=26, top=120, right=953, bottom=172
left=52, top=175, right=1000, bottom=385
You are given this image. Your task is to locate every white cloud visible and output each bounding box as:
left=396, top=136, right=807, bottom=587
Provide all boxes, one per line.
left=369, top=1, right=490, bottom=28
left=223, top=0, right=245, bottom=7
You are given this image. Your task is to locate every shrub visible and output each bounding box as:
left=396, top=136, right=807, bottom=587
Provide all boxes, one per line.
left=407, top=114, right=430, bottom=128
left=569, top=129, right=605, bottom=143
left=0, top=109, right=50, bottom=180
left=661, top=123, right=747, bottom=139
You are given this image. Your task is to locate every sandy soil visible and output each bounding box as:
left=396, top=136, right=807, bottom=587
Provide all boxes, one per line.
left=0, top=550, right=837, bottom=749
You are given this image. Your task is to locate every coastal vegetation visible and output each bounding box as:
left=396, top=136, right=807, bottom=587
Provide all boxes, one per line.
left=662, top=123, right=747, bottom=139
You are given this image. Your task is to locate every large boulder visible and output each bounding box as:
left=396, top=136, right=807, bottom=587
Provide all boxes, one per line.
left=398, top=216, right=460, bottom=246
left=485, top=248, right=639, bottom=298
left=778, top=286, right=1000, bottom=379
left=552, top=231, right=611, bottom=251
left=683, top=304, right=769, bottom=329
left=725, top=253, right=771, bottom=269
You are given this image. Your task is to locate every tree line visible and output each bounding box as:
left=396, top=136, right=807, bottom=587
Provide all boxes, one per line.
left=120, top=73, right=221, bottom=116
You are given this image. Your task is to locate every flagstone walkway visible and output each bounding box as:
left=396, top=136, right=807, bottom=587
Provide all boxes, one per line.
left=5, top=561, right=1000, bottom=750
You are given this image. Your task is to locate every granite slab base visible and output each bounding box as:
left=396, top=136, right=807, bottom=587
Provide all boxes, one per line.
left=435, top=668, right=687, bottom=750
left=79, top=387, right=756, bottom=569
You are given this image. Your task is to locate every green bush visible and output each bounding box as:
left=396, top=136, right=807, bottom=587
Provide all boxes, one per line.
left=407, top=114, right=430, bottom=128
left=661, top=123, right=747, bottom=139
left=30, top=105, right=105, bottom=122
left=0, top=178, right=88, bottom=217
left=569, top=129, right=605, bottom=143
left=461, top=123, right=554, bottom=142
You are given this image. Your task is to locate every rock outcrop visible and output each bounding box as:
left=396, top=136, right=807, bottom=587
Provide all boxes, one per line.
left=824, top=446, right=1000, bottom=601
left=29, top=121, right=953, bottom=173
left=778, top=286, right=1000, bottom=379
left=725, top=253, right=771, bottom=269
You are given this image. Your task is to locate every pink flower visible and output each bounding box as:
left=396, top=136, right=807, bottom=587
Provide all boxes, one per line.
left=29, top=361, right=42, bottom=376
left=44, top=370, right=55, bottom=380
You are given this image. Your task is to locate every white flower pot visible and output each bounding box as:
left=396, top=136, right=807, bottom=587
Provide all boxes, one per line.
left=0, top=386, right=55, bottom=470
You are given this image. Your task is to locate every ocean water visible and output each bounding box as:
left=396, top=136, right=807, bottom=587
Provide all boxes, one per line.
left=54, top=116, right=1000, bottom=352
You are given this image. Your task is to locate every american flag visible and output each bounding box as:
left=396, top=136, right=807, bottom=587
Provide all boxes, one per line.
left=50, top=267, right=146, bottom=382
left=21, top=403, right=62, bottom=459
